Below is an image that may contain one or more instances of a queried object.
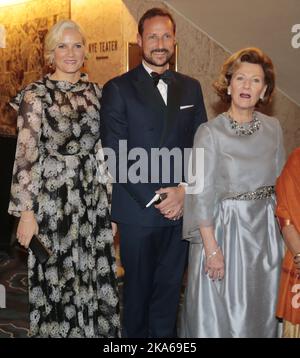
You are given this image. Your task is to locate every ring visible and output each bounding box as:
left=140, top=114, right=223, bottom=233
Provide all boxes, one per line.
left=167, top=210, right=172, bottom=214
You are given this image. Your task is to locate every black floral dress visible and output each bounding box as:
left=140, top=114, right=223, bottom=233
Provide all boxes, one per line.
left=9, top=74, right=120, bottom=338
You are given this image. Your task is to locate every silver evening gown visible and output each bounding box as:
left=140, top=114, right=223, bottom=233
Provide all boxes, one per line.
left=180, top=112, right=285, bottom=338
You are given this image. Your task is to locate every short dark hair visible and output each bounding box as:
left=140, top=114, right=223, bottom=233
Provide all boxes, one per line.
left=213, top=47, right=275, bottom=105
left=138, top=7, right=176, bottom=35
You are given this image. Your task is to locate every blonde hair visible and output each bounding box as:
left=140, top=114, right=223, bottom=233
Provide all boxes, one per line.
left=213, top=47, right=275, bottom=105
left=44, top=19, right=86, bottom=65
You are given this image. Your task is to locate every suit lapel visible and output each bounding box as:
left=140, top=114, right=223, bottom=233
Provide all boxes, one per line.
left=160, top=72, right=182, bottom=146
left=131, top=65, right=182, bottom=147
left=132, top=65, right=166, bottom=118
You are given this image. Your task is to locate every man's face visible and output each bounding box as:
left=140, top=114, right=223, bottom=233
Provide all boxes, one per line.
left=137, top=16, right=176, bottom=70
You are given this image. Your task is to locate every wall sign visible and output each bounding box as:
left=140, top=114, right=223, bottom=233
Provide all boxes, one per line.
left=88, top=40, right=118, bottom=60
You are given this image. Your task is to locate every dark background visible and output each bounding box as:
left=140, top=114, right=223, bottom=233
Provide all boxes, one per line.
left=0, top=135, right=17, bottom=252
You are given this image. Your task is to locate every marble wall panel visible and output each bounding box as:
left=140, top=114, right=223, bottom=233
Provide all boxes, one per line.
left=0, top=0, right=70, bottom=136
left=72, top=0, right=137, bottom=85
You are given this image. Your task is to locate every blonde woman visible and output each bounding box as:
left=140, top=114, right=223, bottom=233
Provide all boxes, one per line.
left=9, top=20, right=120, bottom=337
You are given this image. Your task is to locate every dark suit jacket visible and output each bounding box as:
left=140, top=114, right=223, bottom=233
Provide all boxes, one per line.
left=100, top=64, right=207, bottom=226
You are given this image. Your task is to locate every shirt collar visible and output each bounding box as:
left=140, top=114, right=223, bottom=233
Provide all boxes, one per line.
left=142, top=60, right=170, bottom=77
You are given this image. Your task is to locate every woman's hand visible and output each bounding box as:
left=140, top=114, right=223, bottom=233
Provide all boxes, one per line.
left=294, top=254, right=300, bottom=275
left=205, top=247, right=225, bottom=281
left=199, top=226, right=225, bottom=281
left=17, top=211, right=39, bottom=248
left=281, top=224, right=300, bottom=275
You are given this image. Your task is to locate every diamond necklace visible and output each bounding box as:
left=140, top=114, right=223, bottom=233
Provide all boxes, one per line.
left=226, top=111, right=261, bottom=136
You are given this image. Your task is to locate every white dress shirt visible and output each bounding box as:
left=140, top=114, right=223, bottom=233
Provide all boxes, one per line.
left=142, top=62, right=186, bottom=208
left=142, top=61, right=168, bottom=105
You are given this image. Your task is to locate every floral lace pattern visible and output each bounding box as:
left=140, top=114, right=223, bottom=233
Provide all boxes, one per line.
left=9, top=74, right=120, bottom=337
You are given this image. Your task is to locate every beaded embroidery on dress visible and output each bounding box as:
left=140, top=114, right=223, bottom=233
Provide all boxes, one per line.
left=226, top=111, right=261, bottom=136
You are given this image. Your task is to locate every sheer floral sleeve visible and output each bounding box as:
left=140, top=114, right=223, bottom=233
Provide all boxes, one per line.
left=92, top=83, right=113, bottom=209
left=8, top=88, right=42, bottom=217
left=93, top=83, right=112, bottom=184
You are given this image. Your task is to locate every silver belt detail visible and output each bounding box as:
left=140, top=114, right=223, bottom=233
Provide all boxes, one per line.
left=229, top=185, right=275, bottom=201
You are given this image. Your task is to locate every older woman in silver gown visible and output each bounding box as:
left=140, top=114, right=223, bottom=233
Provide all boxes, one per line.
left=180, top=47, right=285, bottom=338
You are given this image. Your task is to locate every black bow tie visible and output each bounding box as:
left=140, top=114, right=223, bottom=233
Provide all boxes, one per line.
left=151, top=70, right=172, bottom=86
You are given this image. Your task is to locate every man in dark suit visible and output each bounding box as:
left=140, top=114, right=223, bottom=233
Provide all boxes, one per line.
left=100, top=7, right=207, bottom=338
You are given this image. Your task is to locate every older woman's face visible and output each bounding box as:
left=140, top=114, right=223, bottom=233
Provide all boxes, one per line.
left=228, top=62, right=267, bottom=111
left=53, top=28, right=85, bottom=78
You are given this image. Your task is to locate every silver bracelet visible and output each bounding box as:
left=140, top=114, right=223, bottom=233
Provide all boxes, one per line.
left=206, top=246, right=220, bottom=260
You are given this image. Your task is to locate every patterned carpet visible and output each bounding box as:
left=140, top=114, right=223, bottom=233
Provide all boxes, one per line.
left=0, top=242, right=184, bottom=339
left=0, top=244, right=125, bottom=338
left=0, top=246, right=30, bottom=338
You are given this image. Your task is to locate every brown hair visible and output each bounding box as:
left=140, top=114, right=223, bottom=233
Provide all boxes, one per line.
left=138, top=7, right=176, bottom=35
left=213, top=47, right=275, bottom=105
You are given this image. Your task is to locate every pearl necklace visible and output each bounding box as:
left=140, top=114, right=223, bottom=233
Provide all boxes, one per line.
left=226, top=111, right=261, bottom=136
